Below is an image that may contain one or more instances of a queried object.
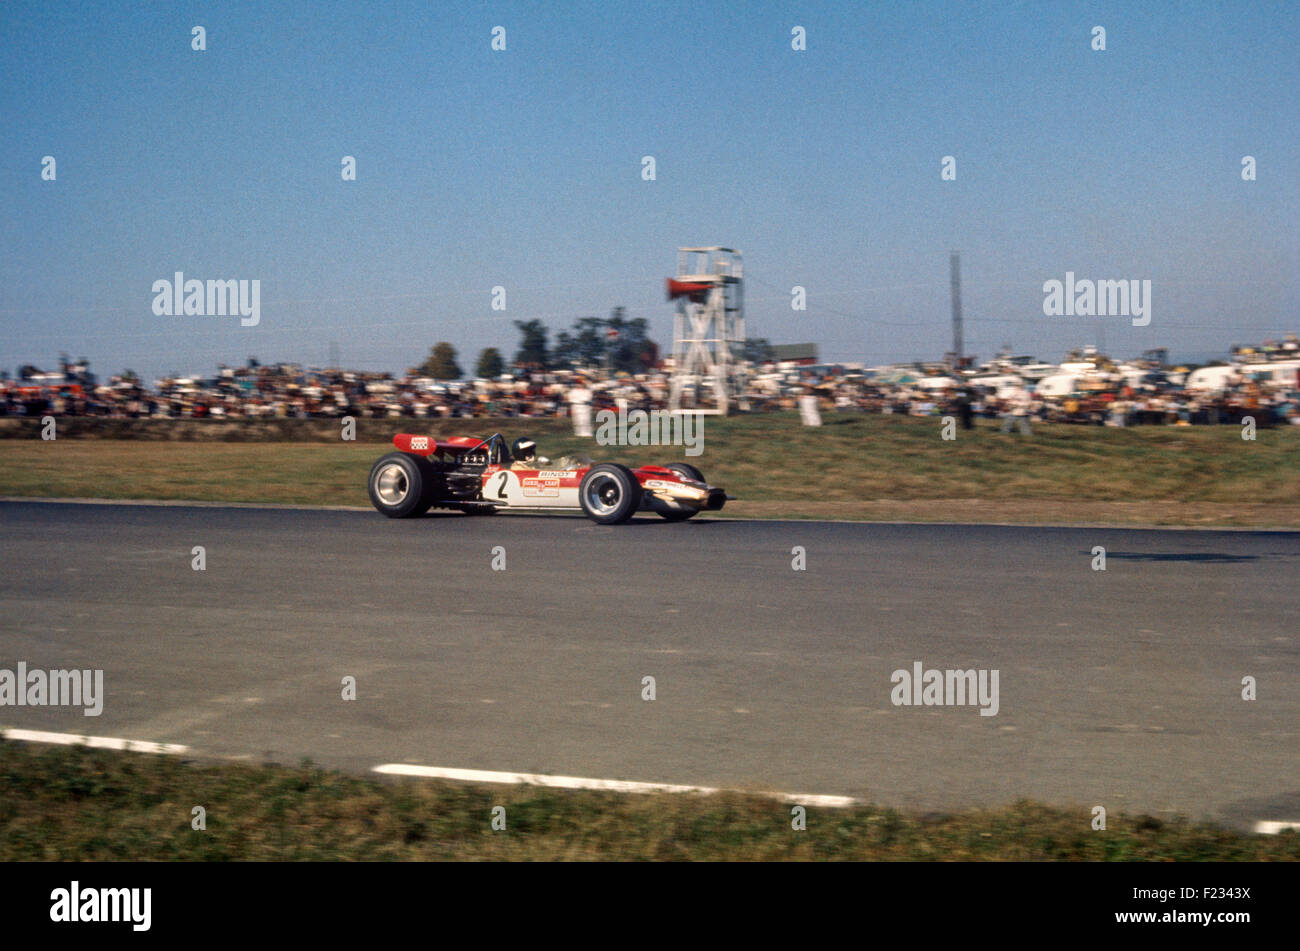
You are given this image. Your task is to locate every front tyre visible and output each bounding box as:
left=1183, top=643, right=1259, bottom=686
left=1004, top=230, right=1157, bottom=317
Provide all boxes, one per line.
left=666, top=463, right=705, bottom=483
left=656, top=506, right=696, bottom=522
left=579, top=464, right=642, bottom=524
left=368, top=452, right=435, bottom=518
left=658, top=463, right=706, bottom=521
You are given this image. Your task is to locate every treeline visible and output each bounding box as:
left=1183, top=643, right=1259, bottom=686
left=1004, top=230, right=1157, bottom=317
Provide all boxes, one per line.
left=414, top=307, right=776, bottom=381
left=415, top=307, right=658, bottom=380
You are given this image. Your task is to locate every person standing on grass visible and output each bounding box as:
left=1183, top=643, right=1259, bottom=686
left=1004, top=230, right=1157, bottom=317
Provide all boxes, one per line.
left=958, top=385, right=975, bottom=430
left=999, top=384, right=1033, bottom=435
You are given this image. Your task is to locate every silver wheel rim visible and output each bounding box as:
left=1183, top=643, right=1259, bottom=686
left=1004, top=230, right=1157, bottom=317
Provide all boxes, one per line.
left=583, top=473, right=623, bottom=516
left=375, top=463, right=410, bottom=506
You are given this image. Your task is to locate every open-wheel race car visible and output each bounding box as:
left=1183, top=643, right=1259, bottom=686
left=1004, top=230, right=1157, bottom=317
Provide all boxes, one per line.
left=367, top=432, right=729, bottom=524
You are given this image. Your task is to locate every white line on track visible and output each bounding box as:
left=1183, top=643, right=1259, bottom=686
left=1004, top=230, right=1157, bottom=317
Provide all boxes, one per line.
left=1253, top=820, right=1300, bottom=834
left=1, top=735, right=1284, bottom=824
left=1, top=728, right=189, bottom=755
left=372, top=763, right=859, bottom=808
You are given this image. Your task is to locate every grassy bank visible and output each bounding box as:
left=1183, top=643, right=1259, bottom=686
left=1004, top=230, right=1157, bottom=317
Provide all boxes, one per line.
left=1, top=741, right=1294, bottom=861
left=2, top=413, right=1297, bottom=526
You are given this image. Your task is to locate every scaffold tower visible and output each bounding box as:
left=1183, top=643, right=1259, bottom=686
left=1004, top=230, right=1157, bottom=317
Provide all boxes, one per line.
left=666, top=247, right=745, bottom=414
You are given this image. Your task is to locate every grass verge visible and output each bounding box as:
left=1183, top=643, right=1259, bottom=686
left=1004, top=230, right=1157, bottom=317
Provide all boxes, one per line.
left=2, top=414, right=1298, bottom=527
left=1, top=742, right=1295, bottom=861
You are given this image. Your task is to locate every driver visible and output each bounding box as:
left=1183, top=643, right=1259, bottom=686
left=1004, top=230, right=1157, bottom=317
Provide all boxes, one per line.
left=510, top=437, right=584, bottom=471
left=510, top=438, right=540, bottom=470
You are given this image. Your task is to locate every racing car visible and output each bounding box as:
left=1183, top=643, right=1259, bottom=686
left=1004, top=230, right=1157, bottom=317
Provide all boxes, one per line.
left=366, top=432, right=728, bottom=524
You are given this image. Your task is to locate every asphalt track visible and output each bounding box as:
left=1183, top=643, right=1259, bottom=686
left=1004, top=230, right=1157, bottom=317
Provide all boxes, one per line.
left=1, top=500, right=1297, bottom=828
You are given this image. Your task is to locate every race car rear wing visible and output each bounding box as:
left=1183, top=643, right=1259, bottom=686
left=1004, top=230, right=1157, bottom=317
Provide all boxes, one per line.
left=392, top=433, right=486, bottom=457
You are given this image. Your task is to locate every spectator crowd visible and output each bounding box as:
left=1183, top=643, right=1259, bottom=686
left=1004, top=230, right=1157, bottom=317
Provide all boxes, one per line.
left=4, top=346, right=1299, bottom=428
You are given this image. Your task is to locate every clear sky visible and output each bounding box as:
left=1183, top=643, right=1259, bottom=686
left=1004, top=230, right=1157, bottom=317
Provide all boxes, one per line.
left=2, top=0, right=1296, bottom=381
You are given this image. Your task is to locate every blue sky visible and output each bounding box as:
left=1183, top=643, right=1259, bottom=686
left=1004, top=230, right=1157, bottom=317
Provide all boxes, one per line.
left=2, top=0, right=1296, bottom=381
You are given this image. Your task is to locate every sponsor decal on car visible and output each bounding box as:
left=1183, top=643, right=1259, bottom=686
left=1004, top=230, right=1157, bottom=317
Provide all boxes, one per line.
left=522, top=477, right=560, bottom=498
left=410, top=436, right=429, bottom=450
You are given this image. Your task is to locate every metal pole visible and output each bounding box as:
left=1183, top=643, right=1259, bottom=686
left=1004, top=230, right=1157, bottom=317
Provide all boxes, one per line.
left=950, top=251, right=962, bottom=369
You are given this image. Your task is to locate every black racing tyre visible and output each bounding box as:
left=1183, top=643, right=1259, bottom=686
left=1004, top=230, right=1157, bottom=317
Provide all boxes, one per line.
left=579, top=463, right=642, bottom=524
left=656, top=506, right=697, bottom=522
left=666, top=463, right=705, bottom=483
left=659, top=463, right=705, bottom=519
left=368, top=452, right=435, bottom=518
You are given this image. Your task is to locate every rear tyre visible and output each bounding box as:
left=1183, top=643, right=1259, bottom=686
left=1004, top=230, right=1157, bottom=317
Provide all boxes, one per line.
left=368, top=452, right=435, bottom=518
left=579, top=464, right=642, bottom=524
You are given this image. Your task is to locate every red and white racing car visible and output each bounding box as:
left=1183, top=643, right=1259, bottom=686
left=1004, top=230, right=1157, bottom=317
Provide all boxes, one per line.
left=367, top=432, right=728, bottom=524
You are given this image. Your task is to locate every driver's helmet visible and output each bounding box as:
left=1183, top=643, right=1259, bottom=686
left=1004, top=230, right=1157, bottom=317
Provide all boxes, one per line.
left=511, top=437, right=536, bottom=462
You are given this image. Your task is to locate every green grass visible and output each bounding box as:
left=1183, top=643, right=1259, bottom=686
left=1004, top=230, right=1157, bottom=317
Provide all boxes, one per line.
left=2, top=741, right=1294, bottom=861
left=1, top=413, right=1297, bottom=525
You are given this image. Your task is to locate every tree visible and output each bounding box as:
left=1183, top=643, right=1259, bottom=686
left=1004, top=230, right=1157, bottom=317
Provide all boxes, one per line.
left=637, top=337, right=660, bottom=369
left=418, top=342, right=462, bottom=380
left=605, top=307, right=656, bottom=373
left=475, top=347, right=505, bottom=379
left=563, top=317, right=608, bottom=369
left=549, top=309, right=659, bottom=373
left=552, top=330, right=577, bottom=368
left=513, top=320, right=550, bottom=369
left=511, top=309, right=660, bottom=374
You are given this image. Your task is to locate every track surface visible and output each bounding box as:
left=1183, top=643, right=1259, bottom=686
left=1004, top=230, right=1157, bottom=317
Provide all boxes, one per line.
left=1, top=501, right=1297, bottom=826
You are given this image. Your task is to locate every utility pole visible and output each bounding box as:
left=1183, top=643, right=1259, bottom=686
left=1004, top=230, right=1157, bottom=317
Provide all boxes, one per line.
left=950, top=251, right=963, bottom=370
